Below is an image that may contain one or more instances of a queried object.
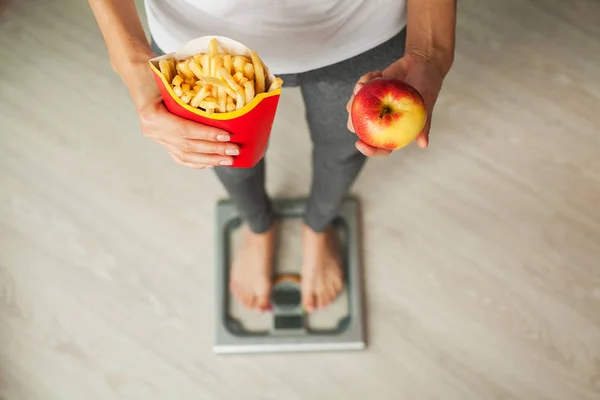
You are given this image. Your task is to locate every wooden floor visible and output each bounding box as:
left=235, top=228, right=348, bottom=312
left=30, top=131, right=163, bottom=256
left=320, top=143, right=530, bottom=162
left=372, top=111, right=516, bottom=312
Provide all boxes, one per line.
left=1, top=0, right=600, bottom=399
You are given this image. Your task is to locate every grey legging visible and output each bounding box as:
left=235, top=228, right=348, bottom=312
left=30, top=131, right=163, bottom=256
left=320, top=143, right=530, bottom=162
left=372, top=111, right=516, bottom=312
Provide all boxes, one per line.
left=152, top=29, right=406, bottom=233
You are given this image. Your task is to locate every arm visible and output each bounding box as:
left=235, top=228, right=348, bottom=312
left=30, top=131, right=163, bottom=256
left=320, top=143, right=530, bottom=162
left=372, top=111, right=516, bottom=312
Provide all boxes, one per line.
left=88, top=0, right=157, bottom=111
left=348, top=0, right=457, bottom=154
left=88, top=0, right=238, bottom=168
left=405, top=0, right=456, bottom=77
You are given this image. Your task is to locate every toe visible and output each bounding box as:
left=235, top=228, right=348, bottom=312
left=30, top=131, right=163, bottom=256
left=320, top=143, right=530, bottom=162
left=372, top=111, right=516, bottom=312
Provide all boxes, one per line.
left=256, top=292, right=270, bottom=311
left=240, top=291, right=252, bottom=308
left=333, top=275, right=343, bottom=292
left=247, top=294, right=259, bottom=310
left=302, top=288, right=316, bottom=312
left=325, top=281, right=337, bottom=301
left=316, top=289, right=328, bottom=309
left=325, top=289, right=336, bottom=305
left=230, top=281, right=244, bottom=303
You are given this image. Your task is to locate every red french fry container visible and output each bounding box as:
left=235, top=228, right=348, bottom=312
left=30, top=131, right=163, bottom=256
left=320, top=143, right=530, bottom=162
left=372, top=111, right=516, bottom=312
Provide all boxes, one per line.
left=148, top=36, right=282, bottom=168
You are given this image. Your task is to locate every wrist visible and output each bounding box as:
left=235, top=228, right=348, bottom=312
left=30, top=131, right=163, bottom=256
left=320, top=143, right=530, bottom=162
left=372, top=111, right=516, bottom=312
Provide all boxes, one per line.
left=118, top=54, right=161, bottom=112
left=404, top=46, right=454, bottom=78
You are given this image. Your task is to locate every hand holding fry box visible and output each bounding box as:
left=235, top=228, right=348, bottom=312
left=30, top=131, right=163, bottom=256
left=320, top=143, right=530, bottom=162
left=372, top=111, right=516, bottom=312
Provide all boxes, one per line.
left=149, top=36, right=283, bottom=168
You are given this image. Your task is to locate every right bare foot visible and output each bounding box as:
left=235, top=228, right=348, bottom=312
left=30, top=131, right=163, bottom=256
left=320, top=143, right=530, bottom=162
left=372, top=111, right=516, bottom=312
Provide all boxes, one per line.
left=300, top=224, right=344, bottom=312
left=229, top=223, right=277, bottom=312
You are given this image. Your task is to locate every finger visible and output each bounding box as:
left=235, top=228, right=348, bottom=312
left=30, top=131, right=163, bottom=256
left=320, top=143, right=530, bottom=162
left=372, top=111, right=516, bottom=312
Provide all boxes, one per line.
left=347, top=115, right=355, bottom=133
left=356, top=70, right=383, bottom=88
left=168, top=151, right=213, bottom=170
left=173, top=138, right=240, bottom=156
left=177, top=120, right=232, bottom=142
left=346, top=70, right=384, bottom=113
left=161, top=142, right=233, bottom=167
left=416, top=132, right=429, bottom=149
left=157, top=108, right=231, bottom=141
left=141, top=104, right=232, bottom=142
left=355, top=141, right=392, bottom=157
left=346, top=71, right=382, bottom=111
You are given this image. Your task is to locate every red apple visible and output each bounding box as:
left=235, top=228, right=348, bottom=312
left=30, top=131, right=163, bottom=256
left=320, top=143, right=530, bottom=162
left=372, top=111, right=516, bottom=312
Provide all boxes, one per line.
left=351, top=78, right=427, bottom=150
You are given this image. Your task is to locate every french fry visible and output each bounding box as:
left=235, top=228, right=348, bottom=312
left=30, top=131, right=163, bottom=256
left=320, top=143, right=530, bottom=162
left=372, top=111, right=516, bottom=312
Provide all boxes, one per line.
left=210, top=57, right=220, bottom=77
left=235, top=89, right=246, bottom=110
left=167, top=58, right=176, bottom=77
left=208, top=38, right=219, bottom=58
left=159, top=59, right=173, bottom=83
left=189, top=59, right=204, bottom=79
left=232, top=71, right=244, bottom=85
left=217, top=87, right=227, bottom=113
left=243, top=63, right=254, bottom=81
left=173, top=85, right=183, bottom=97
left=176, top=60, right=195, bottom=79
left=250, top=51, right=265, bottom=94
left=226, top=95, right=236, bottom=112
left=201, top=54, right=210, bottom=78
left=268, top=77, right=283, bottom=92
left=190, top=86, right=210, bottom=108
left=198, top=77, right=237, bottom=98
left=180, top=92, right=192, bottom=104
left=156, top=37, right=282, bottom=113
left=223, top=55, right=233, bottom=75
left=244, top=81, right=255, bottom=104
left=232, top=56, right=246, bottom=74
left=172, top=75, right=184, bottom=87
left=219, top=67, right=241, bottom=92
left=199, top=99, right=219, bottom=111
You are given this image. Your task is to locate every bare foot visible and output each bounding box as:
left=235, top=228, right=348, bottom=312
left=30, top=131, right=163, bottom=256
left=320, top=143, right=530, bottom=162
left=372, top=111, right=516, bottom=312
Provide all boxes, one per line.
left=301, top=224, right=344, bottom=312
left=229, top=223, right=277, bottom=312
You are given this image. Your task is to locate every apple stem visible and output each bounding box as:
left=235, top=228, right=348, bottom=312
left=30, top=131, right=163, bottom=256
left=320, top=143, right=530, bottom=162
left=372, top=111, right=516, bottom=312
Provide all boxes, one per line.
left=379, top=106, right=391, bottom=120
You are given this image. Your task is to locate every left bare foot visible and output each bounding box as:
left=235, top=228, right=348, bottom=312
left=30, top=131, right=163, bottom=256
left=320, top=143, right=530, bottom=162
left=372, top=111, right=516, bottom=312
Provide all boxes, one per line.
left=300, top=224, right=344, bottom=312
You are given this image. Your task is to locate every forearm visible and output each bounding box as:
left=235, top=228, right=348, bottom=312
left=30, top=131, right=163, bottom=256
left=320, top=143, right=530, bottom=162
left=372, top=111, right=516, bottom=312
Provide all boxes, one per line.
left=405, top=0, right=457, bottom=76
left=88, top=0, right=157, bottom=110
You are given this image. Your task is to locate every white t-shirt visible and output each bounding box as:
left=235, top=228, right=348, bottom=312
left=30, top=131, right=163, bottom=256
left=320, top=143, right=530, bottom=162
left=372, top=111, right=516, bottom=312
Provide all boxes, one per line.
left=144, top=0, right=407, bottom=75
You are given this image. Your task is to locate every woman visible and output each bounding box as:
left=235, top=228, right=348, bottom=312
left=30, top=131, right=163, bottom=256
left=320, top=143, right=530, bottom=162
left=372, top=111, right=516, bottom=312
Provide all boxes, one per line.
left=88, top=0, right=456, bottom=313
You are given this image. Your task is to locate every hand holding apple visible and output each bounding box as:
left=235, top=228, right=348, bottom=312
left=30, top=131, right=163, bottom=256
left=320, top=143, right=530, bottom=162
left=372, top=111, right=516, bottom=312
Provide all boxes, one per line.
left=346, top=53, right=445, bottom=156
left=351, top=77, right=427, bottom=151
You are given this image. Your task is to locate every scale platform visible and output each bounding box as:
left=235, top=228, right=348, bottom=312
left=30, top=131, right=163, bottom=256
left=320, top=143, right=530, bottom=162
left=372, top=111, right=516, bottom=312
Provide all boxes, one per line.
left=213, top=197, right=365, bottom=354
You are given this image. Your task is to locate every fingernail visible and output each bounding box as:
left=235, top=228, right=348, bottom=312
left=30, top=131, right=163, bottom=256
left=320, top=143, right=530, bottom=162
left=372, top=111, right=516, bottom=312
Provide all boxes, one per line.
left=225, top=148, right=239, bottom=156
left=217, top=134, right=230, bottom=142
left=220, top=159, right=233, bottom=166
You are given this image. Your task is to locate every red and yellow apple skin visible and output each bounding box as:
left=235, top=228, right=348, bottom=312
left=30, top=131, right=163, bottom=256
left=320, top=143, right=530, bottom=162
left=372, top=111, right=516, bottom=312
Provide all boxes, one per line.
left=351, top=78, right=427, bottom=150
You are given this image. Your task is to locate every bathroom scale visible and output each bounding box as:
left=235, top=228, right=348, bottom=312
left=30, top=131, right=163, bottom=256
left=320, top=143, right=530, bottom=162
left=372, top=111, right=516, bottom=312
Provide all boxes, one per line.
left=213, top=197, right=365, bottom=354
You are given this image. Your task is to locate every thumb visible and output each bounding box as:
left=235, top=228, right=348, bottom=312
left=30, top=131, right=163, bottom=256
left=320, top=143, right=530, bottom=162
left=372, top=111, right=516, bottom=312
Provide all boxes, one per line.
left=416, top=118, right=431, bottom=148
